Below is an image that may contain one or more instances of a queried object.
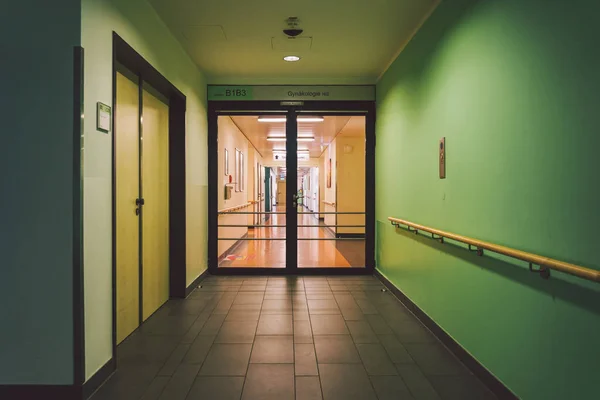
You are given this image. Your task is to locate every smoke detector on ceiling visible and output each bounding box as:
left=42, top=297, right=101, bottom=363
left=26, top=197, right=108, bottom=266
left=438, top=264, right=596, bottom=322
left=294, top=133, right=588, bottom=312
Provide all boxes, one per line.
left=283, top=17, right=303, bottom=37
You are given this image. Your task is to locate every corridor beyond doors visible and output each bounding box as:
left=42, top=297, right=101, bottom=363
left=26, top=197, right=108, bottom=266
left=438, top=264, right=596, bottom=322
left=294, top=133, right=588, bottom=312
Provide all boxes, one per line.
left=90, top=274, right=494, bottom=400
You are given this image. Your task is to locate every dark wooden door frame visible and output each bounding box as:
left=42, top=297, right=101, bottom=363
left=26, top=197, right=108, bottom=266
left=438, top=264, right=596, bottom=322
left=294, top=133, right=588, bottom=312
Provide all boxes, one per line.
left=111, top=33, right=187, bottom=361
left=207, top=100, right=376, bottom=275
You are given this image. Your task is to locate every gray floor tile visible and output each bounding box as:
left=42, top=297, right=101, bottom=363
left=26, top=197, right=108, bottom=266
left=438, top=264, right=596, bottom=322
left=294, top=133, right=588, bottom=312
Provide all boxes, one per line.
left=158, top=364, right=200, bottom=400
left=250, top=335, right=294, bottom=363
left=366, top=314, right=393, bottom=335
left=314, top=335, right=361, bottom=363
left=296, top=376, right=323, bottom=400
left=307, top=293, right=335, bottom=300
left=396, top=364, right=441, bottom=400
left=308, top=299, right=339, bottom=312
left=295, top=343, right=318, bottom=376
left=140, top=314, right=199, bottom=336
left=158, top=344, right=190, bottom=375
left=319, top=364, right=378, bottom=400
left=91, top=361, right=163, bottom=400
left=379, top=334, right=414, bottom=364
left=242, top=364, right=295, bottom=400
left=356, top=299, right=379, bottom=315
left=391, top=320, right=437, bottom=344
left=225, top=310, right=260, bottom=322
left=257, top=314, right=293, bottom=335
left=310, top=314, right=348, bottom=335
left=198, top=313, right=227, bottom=336
left=186, top=376, right=245, bottom=400
left=199, top=344, right=252, bottom=376
left=167, top=299, right=208, bottom=316
left=347, top=321, right=379, bottom=344
left=234, top=293, right=264, bottom=305
left=180, top=312, right=211, bottom=344
left=428, top=375, right=496, bottom=400
left=230, top=303, right=262, bottom=312
left=294, top=320, right=314, bottom=344
left=356, top=344, right=398, bottom=375
left=215, top=321, right=257, bottom=344
left=294, top=310, right=311, bottom=321
left=370, top=375, right=414, bottom=399
left=140, top=376, right=170, bottom=400
left=182, top=334, right=215, bottom=364
left=262, top=298, right=293, bottom=312
left=404, top=343, right=470, bottom=376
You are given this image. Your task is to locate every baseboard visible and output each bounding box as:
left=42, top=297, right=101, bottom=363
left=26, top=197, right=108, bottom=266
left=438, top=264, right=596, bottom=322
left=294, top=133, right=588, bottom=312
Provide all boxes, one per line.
left=0, top=385, right=79, bottom=399
left=217, top=233, right=249, bottom=263
left=82, top=357, right=115, bottom=399
left=374, top=269, right=518, bottom=399
left=336, top=233, right=366, bottom=239
left=185, top=269, right=210, bottom=297
left=0, top=357, right=116, bottom=400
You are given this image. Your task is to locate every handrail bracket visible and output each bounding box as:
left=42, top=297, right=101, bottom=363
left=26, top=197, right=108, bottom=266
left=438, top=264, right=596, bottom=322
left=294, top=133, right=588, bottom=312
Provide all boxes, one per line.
left=529, top=263, right=551, bottom=280
left=468, top=244, right=484, bottom=257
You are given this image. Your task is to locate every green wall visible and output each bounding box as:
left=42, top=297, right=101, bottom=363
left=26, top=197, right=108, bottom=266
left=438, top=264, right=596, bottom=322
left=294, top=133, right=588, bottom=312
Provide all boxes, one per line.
left=0, top=0, right=81, bottom=384
left=376, top=0, right=600, bottom=398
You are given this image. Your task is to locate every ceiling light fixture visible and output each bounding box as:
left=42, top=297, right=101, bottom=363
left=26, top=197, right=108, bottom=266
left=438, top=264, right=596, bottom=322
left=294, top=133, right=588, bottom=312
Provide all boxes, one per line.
left=267, top=137, right=287, bottom=142
left=297, top=137, right=315, bottom=142
left=284, top=55, right=301, bottom=62
left=258, top=116, right=323, bottom=123
left=298, top=117, right=324, bottom=122
left=258, top=117, right=286, bottom=123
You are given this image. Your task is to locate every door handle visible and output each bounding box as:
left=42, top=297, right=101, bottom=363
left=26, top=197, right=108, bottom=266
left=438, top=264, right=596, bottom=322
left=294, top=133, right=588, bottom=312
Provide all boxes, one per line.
left=136, top=198, right=145, bottom=206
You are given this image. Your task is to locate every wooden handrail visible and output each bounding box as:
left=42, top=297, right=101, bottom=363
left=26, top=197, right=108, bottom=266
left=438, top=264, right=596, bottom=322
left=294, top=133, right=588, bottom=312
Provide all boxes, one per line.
left=388, top=217, right=600, bottom=283
left=322, top=201, right=336, bottom=207
left=219, top=202, right=253, bottom=214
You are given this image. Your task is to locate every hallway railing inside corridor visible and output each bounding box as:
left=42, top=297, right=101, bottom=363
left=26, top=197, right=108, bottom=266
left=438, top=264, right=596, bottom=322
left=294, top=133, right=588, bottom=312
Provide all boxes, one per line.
left=217, top=210, right=366, bottom=241
left=388, top=217, right=600, bottom=283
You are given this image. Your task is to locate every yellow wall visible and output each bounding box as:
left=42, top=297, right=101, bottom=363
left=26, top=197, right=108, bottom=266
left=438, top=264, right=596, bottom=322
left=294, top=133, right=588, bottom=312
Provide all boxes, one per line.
left=337, top=136, right=366, bottom=234
left=323, top=138, right=337, bottom=229
left=217, top=117, right=262, bottom=256
left=81, top=0, right=208, bottom=380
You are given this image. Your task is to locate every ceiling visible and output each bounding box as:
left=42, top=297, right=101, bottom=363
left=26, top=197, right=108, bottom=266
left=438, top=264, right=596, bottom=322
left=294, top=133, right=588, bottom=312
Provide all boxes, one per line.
left=230, top=115, right=365, bottom=160
left=148, top=0, right=439, bottom=84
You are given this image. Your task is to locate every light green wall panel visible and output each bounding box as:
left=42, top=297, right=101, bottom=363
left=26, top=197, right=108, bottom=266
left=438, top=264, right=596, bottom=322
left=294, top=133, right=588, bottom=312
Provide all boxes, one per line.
left=81, top=0, right=209, bottom=380
left=376, top=0, right=600, bottom=399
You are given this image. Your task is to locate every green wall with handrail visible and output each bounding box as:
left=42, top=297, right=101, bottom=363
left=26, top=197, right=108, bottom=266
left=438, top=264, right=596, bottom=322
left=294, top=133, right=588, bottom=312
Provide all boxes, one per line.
left=375, top=0, right=600, bottom=398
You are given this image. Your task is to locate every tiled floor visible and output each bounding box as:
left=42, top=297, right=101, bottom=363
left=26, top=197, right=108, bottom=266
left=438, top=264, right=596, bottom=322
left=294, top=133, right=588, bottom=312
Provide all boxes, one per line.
left=90, top=275, right=495, bottom=400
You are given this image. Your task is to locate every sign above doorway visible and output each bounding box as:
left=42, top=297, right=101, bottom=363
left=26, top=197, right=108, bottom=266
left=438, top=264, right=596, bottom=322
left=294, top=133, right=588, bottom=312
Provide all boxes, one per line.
left=207, top=85, right=375, bottom=101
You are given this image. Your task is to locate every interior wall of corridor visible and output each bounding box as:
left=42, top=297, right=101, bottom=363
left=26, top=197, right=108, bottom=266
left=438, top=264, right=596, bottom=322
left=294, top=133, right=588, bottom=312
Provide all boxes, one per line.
left=375, top=0, right=600, bottom=399
left=0, top=0, right=81, bottom=384
left=81, top=0, right=208, bottom=381
left=217, top=117, right=264, bottom=257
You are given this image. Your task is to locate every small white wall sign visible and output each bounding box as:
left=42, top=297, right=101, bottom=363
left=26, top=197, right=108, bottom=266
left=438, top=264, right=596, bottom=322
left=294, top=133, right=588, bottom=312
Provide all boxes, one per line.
left=97, top=102, right=111, bottom=133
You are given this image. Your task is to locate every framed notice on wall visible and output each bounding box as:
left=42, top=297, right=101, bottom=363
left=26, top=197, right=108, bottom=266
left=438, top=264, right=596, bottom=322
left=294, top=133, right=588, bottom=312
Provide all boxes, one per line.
left=326, top=158, right=332, bottom=188
left=97, top=102, right=111, bottom=133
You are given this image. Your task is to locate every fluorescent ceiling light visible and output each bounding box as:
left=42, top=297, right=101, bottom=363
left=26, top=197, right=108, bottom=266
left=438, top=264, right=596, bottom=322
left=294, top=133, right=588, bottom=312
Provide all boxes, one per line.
left=258, top=116, right=323, bottom=123
left=272, top=148, right=286, bottom=151
left=298, top=133, right=313, bottom=138
left=284, top=55, right=301, bottom=62
left=267, top=137, right=286, bottom=142
left=297, top=137, right=315, bottom=142
left=268, top=136, right=315, bottom=141
left=298, top=117, right=324, bottom=122
left=258, top=117, right=286, bottom=123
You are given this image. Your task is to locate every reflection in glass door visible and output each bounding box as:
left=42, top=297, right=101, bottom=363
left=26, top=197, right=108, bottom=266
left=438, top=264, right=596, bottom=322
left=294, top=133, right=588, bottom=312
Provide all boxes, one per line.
left=216, top=114, right=287, bottom=268
left=296, top=115, right=366, bottom=268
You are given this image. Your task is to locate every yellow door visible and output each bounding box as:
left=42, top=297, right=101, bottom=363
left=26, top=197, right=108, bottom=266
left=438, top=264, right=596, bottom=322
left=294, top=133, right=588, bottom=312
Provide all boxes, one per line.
left=278, top=181, right=287, bottom=205
left=115, top=71, right=140, bottom=344
left=141, top=87, right=170, bottom=321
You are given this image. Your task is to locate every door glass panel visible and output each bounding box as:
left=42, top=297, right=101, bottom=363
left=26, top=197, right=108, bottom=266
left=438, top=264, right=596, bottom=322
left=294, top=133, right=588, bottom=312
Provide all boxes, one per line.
left=217, top=115, right=286, bottom=268
left=298, top=116, right=366, bottom=268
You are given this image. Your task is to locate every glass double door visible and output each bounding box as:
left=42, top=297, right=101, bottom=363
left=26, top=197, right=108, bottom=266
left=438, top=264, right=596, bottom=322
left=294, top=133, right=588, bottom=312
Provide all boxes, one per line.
left=216, top=110, right=367, bottom=270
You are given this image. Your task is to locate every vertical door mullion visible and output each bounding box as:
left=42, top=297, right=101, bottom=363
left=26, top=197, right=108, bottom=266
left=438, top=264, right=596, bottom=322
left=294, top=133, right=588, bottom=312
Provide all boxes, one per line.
left=286, top=110, right=298, bottom=271
left=138, top=77, right=144, bottom=324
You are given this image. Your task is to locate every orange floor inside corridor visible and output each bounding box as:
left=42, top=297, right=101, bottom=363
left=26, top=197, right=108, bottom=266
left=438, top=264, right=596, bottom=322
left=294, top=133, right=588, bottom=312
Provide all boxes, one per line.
left=219, top=207, right=365, bottom=268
